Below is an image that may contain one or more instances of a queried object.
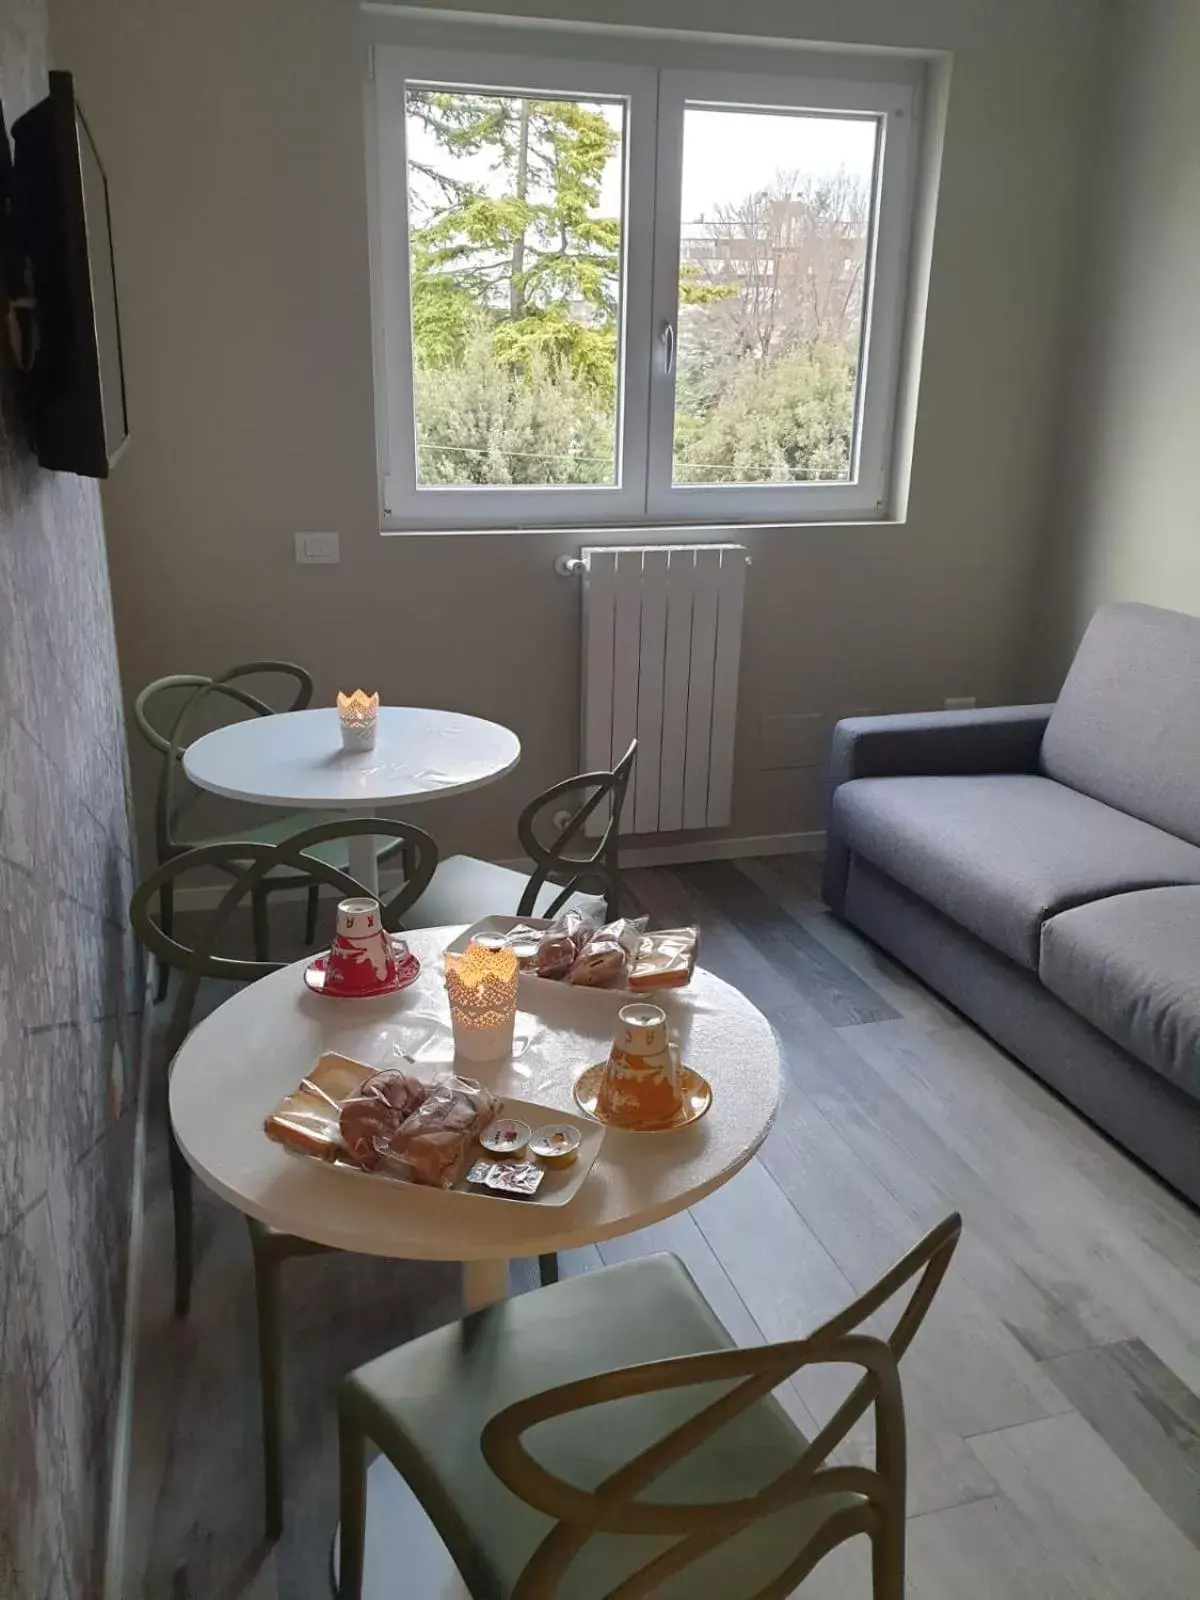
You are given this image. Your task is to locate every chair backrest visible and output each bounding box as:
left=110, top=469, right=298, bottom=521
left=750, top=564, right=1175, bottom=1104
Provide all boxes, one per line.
left=481, top=1212, right=961, bottom=1599
left=133, top=662, right=314, bottom=860
left=130, top=817, right=439, bottom=1059
left=516, top=741, right=637, bottom=921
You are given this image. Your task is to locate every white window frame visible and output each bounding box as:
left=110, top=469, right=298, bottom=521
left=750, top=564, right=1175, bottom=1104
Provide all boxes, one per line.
left=648, top=70, right=916, bottom=524
left=367, top=35, right=920, bottom=531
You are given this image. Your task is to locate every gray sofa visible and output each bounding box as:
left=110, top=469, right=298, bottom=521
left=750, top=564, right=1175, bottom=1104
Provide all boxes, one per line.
left=823, top=601, right=1200, bottom=1208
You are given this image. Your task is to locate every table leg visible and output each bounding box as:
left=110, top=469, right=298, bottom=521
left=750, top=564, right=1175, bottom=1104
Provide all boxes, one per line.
left=346, top=830, right=379, bottom=898
left=463, top=1257, right=510, bottom=1311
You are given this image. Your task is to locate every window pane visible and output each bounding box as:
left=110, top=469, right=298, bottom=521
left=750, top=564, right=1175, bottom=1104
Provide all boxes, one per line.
left=672, top=106, right=878, bottom=487
left=404, top=86, right=626, bottom=488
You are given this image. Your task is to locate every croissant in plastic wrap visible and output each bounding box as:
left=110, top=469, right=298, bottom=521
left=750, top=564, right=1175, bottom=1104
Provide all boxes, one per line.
left=269, top=1056, right=501, bottom=1189
left=375, top=1077, right=499, bottom=1188
left=338, top=1070, right=429, bottom=1171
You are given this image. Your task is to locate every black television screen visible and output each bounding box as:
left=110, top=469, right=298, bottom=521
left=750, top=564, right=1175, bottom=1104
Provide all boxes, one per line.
left=12, top=70, right=127, bottom=477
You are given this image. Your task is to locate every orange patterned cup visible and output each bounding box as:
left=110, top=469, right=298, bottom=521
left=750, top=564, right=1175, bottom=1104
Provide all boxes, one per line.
left=596, top=1002, right=683, bottom=1127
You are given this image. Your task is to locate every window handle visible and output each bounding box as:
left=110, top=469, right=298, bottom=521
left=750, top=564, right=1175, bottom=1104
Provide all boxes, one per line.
left=661, top=320, right=675, bottom=377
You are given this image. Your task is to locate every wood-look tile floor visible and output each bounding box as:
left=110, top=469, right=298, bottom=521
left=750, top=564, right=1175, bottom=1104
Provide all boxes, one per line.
left=125, top=859, right=1200, bottom=1598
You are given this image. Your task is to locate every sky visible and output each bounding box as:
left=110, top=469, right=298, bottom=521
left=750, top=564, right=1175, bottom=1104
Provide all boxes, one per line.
left=678, top=107, right=876, bottom=222
left=406, top=93, right=878, bottom=230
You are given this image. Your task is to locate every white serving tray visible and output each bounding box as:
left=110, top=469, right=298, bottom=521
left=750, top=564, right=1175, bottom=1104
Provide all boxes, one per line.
left=446, top=915, right=636, bottom=995
left=445, top=915, right=697, bottom=999
left=339, top=1094, right=604, bottom=1208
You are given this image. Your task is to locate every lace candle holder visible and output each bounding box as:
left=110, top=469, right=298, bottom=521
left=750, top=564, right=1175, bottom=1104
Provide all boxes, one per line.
left=445, top=943, right=519, bottom=1062
left=337, top=689, right=379, bottom=751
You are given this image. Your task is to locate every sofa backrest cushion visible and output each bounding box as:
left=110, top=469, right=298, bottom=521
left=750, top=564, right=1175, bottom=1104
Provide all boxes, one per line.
left=1040, top=602, right=1200, bottom=845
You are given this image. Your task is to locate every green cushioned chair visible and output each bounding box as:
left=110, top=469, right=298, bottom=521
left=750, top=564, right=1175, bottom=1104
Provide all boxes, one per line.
left=336, top=1216, right=961, bottom=1599
left=404, top=741, right=637, bottom=932
left=130, top=818, right=440, bottom=1542
left=134, top=663, right=409, bottom=998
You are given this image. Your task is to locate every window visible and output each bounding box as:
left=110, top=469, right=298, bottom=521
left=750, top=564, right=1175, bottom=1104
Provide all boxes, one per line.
left=368, top=35, right=920, bottom=529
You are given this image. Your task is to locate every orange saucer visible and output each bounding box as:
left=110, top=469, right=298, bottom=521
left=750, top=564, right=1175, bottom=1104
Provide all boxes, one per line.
left=573, top=1062, right=712, bottom=1130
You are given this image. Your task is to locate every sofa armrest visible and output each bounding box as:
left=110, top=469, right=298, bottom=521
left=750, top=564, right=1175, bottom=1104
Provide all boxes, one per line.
left=828, top=704, right=1054, bottom=787
left=822, top=704, right=1054, bottom=914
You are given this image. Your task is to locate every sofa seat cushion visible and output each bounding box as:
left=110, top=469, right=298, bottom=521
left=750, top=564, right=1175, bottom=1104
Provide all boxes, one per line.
left=1041, top=887, right=1200, bottom=1099
left=832, top=774, right=1200, bottom=970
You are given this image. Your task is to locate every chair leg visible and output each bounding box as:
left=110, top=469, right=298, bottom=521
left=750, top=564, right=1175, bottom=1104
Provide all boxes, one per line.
left=251, top=1231, right=285, bottom=1542
left=156, top=879, right=174, bottom=1002
left=538, top=1253, right=560, bottom=1287
left=304, top=883, right=320, bottom=946
left=871, top=1503, right=905, bottom=1600
left=337, top=1402, right=367, bottom=1600
left=252, top=883, right=271, bottom=962
left=167, top=1128, right=193, bottom=1318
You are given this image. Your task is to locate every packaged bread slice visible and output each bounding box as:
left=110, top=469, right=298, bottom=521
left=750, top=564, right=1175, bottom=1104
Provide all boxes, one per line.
left=628, top=928, right=698, bottom=991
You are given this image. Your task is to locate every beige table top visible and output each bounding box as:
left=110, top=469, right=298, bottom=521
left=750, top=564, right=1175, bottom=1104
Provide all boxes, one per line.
left=169, top=924, right=782, bottom=1262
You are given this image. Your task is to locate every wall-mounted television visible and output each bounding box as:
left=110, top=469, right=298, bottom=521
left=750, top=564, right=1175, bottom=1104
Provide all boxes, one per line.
left=9, top=70, right=127, bottom=478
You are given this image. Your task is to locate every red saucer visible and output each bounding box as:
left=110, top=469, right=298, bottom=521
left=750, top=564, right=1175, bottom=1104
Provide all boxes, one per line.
left=303, top=948, right=421, bottom=999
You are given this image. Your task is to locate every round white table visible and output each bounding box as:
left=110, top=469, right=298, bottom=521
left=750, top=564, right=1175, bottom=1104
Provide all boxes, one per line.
left=181, top=706, right=521, bottom=894
left=169, top=925, right=782, bottom=1311
left=170, top=926, right=781, bottom=1594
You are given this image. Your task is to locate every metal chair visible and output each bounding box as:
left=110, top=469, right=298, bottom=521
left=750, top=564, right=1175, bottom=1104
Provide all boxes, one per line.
left=335, top=1215, right=961, bottom=1599
left=129, top=817, right=439, bottom=1541
left=134, top=663, right=408, bottom=998
left=403, top=741, right=637, bottom=930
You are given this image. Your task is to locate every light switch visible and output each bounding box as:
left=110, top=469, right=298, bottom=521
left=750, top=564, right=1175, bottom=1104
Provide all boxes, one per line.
left=294, top=531, right=340, bottom=564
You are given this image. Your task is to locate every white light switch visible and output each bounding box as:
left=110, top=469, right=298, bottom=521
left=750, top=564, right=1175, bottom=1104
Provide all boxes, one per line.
left=294, top=531, right=340, bottom=564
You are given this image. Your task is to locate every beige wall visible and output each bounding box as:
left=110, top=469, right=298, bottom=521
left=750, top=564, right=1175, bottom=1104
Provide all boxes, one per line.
left=51, top=0, right=1107, bottom=863
left=1037, top=0, right=1200, bottom=684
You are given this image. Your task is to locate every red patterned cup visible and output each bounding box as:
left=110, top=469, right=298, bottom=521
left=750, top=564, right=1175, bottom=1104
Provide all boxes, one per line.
left=325, top=898, right=399, bottom=995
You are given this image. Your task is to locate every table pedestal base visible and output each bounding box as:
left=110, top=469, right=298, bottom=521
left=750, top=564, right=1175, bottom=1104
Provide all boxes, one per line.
left=462, top=1256, right=509, bottom=1312
left=346, top=831, right=380, bottom=898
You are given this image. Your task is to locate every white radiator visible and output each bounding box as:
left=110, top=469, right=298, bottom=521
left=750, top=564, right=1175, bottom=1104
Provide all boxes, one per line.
left=580, top=544, right=747, bottom=834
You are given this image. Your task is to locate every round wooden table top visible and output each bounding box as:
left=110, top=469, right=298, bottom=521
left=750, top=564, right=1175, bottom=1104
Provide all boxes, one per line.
left=181, top=705, right=521, bottom=811
left=169, top=925, right=782, bottom=1263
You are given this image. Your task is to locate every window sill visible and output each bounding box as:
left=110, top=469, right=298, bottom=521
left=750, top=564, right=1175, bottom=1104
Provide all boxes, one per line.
left=378, top=516, right=903, bottom=539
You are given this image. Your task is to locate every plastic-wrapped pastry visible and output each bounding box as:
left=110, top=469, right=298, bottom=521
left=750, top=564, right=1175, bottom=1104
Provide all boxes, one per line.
left=338, top=1070, right=429, bottom=1170
left=380, top=1077, right=500, bottom=1188
left=567, top=917, right=647, bottom=987
left=536, top=931, right=577, bottom=980
left=558, top=907, right=599, bottom=952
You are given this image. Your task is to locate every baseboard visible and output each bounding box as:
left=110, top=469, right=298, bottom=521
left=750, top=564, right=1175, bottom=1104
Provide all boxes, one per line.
left=168, top=830, right=826, bottom=911
left=102, top=960, right=155, bottom=1600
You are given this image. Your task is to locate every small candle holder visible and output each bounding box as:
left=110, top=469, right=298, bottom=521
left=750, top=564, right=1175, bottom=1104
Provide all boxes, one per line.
left=445, top=942, right=519, bottom=1062
left=337, top=689, right=379, bottom=751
